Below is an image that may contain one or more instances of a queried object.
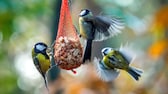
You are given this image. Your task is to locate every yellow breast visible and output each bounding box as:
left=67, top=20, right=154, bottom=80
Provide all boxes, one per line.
left=36, top=54, right=50, bottom=73
left=79, top=17, right=87, bottom=39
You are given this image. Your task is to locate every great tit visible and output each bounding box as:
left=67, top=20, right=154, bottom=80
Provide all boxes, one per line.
left=95, top=47, right=143, bottom=81
left=32, top=42, right=51, bottom=91
left=79, top=9, right=124, bottom=63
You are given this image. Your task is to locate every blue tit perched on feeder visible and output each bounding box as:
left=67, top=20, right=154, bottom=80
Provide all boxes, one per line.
left=32, top=42, right=51, bottom=90
left=79, top=9, right=124, bottom=63
left=95, top=47, right=143, bottom=81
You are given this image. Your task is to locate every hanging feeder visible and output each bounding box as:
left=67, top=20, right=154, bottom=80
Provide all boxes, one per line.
left=54, top=0, right=83, bottom=73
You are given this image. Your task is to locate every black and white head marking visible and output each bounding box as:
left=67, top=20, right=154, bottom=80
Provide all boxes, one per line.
left=34, top=42, right=48, bottom=54
left=101, top=47, right=113, bottom=56
left=79, top=9, right=90, bottom=17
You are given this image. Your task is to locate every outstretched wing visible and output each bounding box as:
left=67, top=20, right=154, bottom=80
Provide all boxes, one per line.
left=94, top=58, right=120, bottom=82
left=93, top=16, right=124, bottom=41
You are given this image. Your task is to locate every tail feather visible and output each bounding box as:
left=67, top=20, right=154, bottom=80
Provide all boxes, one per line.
left=127, top=67, right=143, bottom=81
left=83, top=39, right=92, bottom=63
left=42, top=74, right=49, bottom=93
left=44, top=77, right=49, bottom=92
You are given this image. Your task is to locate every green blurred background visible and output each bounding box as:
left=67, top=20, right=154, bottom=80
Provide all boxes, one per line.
left=0, top=0, right=168, bottom=94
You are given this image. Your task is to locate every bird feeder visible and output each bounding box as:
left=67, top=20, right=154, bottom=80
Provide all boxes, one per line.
left=54, top=0, right=83, bottom=73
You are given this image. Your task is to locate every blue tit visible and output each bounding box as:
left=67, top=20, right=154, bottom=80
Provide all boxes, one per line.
left=95, top=47, right=143, bottom=81
left=32, top=42, right=51, bottom=90
left=79, top=9, right=124, bottom=63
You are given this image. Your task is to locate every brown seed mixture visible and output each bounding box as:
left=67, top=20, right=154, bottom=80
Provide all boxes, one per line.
left=54, top=37, right=83, bottom=70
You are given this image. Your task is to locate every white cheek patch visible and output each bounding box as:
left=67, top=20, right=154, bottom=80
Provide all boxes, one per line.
left=101, top=47, right=112, bottom=56
left=36, top=45, right=46, bottom=51
left=80, top=10, right=86, bottom=16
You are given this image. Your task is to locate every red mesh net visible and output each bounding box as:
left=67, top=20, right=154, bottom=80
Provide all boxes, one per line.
left=56, top=0, right=78, bottom=40
left=54, top=0, right=83, bottom=71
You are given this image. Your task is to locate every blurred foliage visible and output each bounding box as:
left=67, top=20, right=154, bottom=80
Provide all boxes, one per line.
left=0, top=0, right=55, bottom=94
left=1, top=0, right=168, bottom=94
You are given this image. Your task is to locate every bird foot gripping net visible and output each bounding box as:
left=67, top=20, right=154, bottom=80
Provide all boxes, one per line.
left=54, top=0, right=83, bottom=73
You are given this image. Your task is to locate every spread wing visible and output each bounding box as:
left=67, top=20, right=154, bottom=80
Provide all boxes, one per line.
left=94, top=58, right=120, bottom=82
left=86, top=16, right=124, bottom=41
left=119, top=45, right=135, bottom=64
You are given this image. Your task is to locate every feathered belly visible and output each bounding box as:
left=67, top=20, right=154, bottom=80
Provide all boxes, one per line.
left=79, top=24, right=87, bottom=39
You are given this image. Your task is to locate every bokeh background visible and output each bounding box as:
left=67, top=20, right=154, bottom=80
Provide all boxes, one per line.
left=1, top=0, right=168, bottom=94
